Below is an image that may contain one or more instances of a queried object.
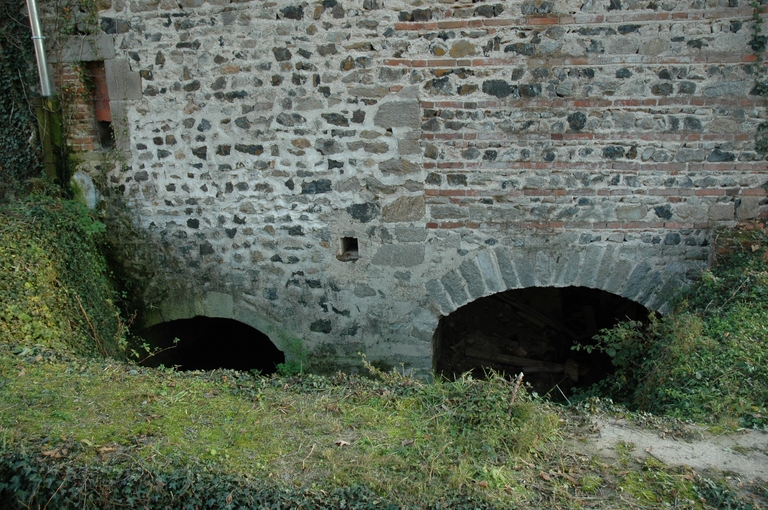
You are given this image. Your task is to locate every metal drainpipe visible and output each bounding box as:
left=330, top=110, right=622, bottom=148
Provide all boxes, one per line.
left=26, top=0, right=53, bottom=97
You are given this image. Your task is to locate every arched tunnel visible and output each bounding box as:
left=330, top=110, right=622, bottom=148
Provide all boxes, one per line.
left=137, top=317, right=284, bottom=374
left=433, top=287, right=650, bottom=398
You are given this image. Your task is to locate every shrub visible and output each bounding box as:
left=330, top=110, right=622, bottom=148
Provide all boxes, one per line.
left=575, top=222, right=768, bottom=428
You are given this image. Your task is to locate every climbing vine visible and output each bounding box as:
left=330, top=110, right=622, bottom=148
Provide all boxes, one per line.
left=0, top=0, right=44, bottom=199
left=0, top=0, right=105, bottom=200
left=751, top=1, right=768, bottom=156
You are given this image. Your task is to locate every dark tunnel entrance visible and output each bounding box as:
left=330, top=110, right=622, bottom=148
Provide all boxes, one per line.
left=137, top=317, right=284, bottom=374
left=433, top=287, right=650, bottom=399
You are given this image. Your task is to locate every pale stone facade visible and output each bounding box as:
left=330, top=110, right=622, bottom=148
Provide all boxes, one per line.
left=61, top=0, right=767, bottom=375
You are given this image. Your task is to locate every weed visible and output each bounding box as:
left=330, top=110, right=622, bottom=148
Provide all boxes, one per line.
left=572, top=221, right=768, bottom=429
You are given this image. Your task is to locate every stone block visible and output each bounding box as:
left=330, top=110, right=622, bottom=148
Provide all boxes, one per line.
left=592, top=245, right=617, bottom=290
left=576, top=244, right=604, bottom=289
left=621, top=261, right=652, bottom=300
left=459, top=259, right=485, bottom=299
left=635, top=270, right=662, bottom=307
left=553, top=249, right=581, bottom=286
left=616, top=204, right=648, bottom=221
left=709, top=203, right=734, bottom=221
left=702, top=81, right=748, bottom=98
left=56, top=35, right=116, bottom=63
left=395, top=227, right=428, bottom=243
left=105, top=58, right=142, bottom=101
left=674, top=148, right=707, bottom=163
left=603, top=258, right=634, bottom=297
left=382, top=196, right=425, bottom=222
left=203, top=291, right=234, bottom=319
left=494, top=247, right=520, bottom=289
left=374, top=101, right=421, bottom=129
left=475, top=250, right=502, bottom=293
left=736, top=196, right=762, bottom=220
left=425, top=279, right=453, bottom=315
left=514, top=254, right=536, bottom=288
left=534, top=251, right=552, bottom=286
left=379, top=158, right=420, bottom=176
left=370, top=244, right=424, bottom=267
left=109, top=100, right=130, bottom=153
left=441, top=270, right=470, bottom=308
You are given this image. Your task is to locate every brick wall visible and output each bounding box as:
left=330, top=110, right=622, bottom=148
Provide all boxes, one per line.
left=59, top=63, right=100, bottom=153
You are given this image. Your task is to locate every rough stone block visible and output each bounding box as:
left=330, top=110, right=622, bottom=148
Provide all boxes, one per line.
left=616, top=204, right=648, bottom=221
left=459, top=259, right=485, bottom=299
left=382, top=196, right=425, bottom=222
left=592, top=245, right=617, bottom=290
left=374, top=101, right=421, bottom=129
left=379, top=158, right=420, bottom=176
left=441, top=270, right=470, bottom=308
left=109, top=100, right=130, bottom=153
left=395, top=227, right=428, bottom=243
left=576, top=245, right=604, bottom=289
left=370, top=244, right=424, bottom=267
left=494, top=247, right=520, bottom=289
left=553, top=249, right=581, bottom=287
left=425, top=279, right=453, bottom=315
left=56, top=35, right=116, bottom=63
left=709, top=203, right=734, bottom=221
left=736, top=196, right=762, bottom=220
left=534, top=251, right=552, bottom=286
left=203, top=291, right=234, bottom=318
left=603, top=258, right=634, bottom=297
left=635, top=270, right=662, bottom=307
left=105, top=58, right=142, bottom=100
left=621, top=261, right=652, bottom=301
left=475, top=250, right=502, bottom=293
left=514, top=254, right=536, bottom=288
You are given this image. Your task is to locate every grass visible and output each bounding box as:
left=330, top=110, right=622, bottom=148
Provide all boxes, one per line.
left=4, top=343, right=765, bottom=508
left=1, top=197, right=767, bottom=507
left=0, top=344, right=563, bottom=507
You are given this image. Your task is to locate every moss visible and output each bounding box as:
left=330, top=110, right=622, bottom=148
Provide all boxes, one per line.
left=0, top=198, right=125, bottom=357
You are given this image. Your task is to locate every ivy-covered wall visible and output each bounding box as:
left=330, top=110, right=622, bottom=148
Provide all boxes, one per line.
left=0, top=0, right=44, bottom=198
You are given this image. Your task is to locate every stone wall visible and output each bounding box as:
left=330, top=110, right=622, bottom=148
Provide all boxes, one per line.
left=66, top=0, right=767, bottom=374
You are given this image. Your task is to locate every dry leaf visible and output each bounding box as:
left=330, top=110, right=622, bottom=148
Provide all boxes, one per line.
left=401, top=439, right=414, bottom=447
left=477, top=480, right=489, bottom=488
left=539, top=472, right=551, bottom=481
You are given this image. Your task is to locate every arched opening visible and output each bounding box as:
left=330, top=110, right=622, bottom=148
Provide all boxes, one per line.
left=137, top=316, right=284, bottom=374
left=433, top=287, right=650, bottom=398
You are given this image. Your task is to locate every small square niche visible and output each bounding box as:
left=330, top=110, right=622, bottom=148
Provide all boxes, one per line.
left=337, top=237, right=359, bottom=262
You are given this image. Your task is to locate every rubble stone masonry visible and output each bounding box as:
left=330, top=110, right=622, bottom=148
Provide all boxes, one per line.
left=67, top=0, right=768, bottom=374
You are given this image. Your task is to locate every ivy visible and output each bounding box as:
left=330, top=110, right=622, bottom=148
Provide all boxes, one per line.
left=752, top=1, right=768, bottom=157
left=0, top=0, right=45, bottom=199
left=0, top=197, right=126, bottom=357
left=0, top=447, right=495, bottom=509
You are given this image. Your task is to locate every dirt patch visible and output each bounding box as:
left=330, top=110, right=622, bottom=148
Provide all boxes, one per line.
left=576, top=418, right=768, bottom=483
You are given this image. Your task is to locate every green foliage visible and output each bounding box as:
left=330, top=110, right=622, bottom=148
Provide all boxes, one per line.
left=0, top=0, right=45, bottom=198
left=275, top=336, right=309, bottom=376
left=753, top=1, right=768, bottom=157
left=575, top=223, right=768, bottom=428
left=0, top=197, right=125, bottom=357
left=0, top=340, right=565, bottom=508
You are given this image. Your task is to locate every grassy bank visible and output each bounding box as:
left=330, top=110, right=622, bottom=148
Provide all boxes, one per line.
left=577, top=221, right=768, bottom=430
left=0, top=197, right=126, bottom=358
left=2, top=343, right=744, bottom=509
left=0, top=197, right=766, bottom=508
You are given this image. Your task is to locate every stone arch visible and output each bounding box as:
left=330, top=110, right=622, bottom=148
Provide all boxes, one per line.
left=139, top=290, right=294, bottom=364
left=424, top=244, right=699, bottom=320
